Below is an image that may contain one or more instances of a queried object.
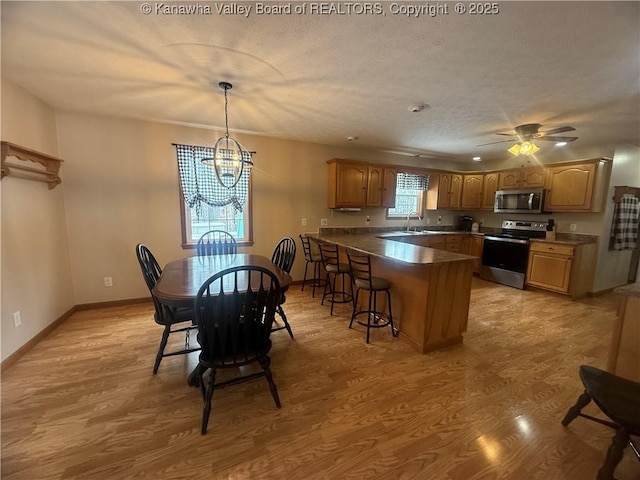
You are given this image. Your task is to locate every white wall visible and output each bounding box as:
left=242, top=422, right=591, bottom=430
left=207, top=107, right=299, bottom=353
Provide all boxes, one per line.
left=593, top=143, right=640, bottom=292
left=1, top=78, right=75, bottom=362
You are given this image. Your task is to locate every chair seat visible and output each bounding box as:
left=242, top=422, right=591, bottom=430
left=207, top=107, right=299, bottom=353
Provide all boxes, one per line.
left=580, top=365, right=640, bottom=433
left=325, top=262, right=350, bottom=274
left=354, top=276, right=391, bottom=291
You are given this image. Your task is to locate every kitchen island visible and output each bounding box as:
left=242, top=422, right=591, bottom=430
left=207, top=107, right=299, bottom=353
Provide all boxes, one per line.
left=311, top=232, right=476, bottom=353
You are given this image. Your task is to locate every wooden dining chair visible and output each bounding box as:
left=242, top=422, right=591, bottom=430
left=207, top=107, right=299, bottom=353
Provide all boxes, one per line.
left=561, top=365, right=640, bottom=480
left=196, top=230, right=237, bottom=256
left=194, top=265, right=282, bottom=434
left=270, top=237, right=297, bottom=338
left=135, top=243, right=200, bottom=374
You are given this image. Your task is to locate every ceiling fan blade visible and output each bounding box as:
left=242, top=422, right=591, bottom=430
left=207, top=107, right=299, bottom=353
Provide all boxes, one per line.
left=537, top=136, right=578, bottom=142
left=496, top=132, right=516, bottom=137
left=476, top=139, right=518, bottom=147
left=540, top=126, right=576, bottom=135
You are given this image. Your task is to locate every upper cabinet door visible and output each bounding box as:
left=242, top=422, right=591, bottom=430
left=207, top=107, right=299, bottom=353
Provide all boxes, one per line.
left=481, top=173, right=499, bottom=210
left=545, top=163, right=596, bottom=211
left=449, top=174, right=463, bottom=209
left=461, top=174, right=483, bottom=209
left=366, top=166, right=384, bottom=207
left=382, top=168, right=397, bottom=208
left=498, top=170, right=521, bottom=189
left=327, top=161, right=368, bottom=208
left=522, top=166, right=546, bottom=187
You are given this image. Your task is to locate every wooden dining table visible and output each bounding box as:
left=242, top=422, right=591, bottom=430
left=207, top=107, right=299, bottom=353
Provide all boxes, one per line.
left=153, top=253, right=293, bottom=308
left=153, top=253, right=293, bottom=387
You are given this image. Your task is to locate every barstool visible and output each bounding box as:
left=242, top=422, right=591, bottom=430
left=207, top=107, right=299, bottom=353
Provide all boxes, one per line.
left=317, top=242, right=353, bottom=315
left=299, top=234, right=327, bottom=297
left=346, top=251, right=396, bottom=343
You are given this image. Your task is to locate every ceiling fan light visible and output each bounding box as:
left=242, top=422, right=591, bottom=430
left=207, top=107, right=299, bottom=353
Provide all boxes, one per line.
left=519, top=141, right=539, bottom=155
left=555, top=141, right=568, bottom=147
left=507, top=144, right=521, bottom=156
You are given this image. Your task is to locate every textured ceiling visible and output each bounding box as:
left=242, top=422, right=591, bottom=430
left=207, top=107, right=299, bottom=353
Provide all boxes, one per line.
left=2, top=1, right=639, bottom=163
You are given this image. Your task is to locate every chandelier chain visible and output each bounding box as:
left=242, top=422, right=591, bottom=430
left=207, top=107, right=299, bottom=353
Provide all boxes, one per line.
left=223, top=86, right=230, bottom=139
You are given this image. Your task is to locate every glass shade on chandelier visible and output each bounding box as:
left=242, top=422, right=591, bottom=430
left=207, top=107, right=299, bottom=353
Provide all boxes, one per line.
left=201, top=82, right=253, bottom=189
left=508, top=141, right=540, bottom=156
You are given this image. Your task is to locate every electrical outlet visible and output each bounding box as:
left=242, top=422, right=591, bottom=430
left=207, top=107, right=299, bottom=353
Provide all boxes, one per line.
left=320, top=218, right=328, bottom=226
left=13, top=311, right=22, bottom=327
left=426, top=217, right=431, bottom=225
left=437, top=216, right=443, bottom=225
left=301, top=218, right=307, bottom=226
left=570, top=223, right=577, bottom=232
left=104, top=276, right=113, bottom=287
left=365, top=215, right=370, bottom=225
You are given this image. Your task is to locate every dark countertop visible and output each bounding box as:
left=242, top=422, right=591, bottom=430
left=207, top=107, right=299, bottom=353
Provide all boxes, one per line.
left=529, top=234, right=599, bottom=246
left=310, top=232, right=476, bottom=266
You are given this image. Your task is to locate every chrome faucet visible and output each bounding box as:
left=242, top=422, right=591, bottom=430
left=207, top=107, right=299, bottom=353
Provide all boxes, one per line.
left=406, top=211, right=422, bottom=232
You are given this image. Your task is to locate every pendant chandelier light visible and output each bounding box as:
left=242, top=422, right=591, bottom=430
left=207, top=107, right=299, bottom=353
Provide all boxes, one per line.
left=201, top=82, right=253, bottom=188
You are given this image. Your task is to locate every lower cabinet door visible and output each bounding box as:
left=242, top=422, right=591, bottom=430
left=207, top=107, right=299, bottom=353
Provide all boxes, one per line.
left=526, top=252, right=573, bottom=293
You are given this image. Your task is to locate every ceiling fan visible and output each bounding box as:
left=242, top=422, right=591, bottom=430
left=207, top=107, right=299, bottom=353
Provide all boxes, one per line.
left=477, top=123, right=578, bottom=155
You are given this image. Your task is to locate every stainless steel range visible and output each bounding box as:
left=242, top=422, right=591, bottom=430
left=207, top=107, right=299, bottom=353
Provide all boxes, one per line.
left=479, top=220, right=548, bottom=289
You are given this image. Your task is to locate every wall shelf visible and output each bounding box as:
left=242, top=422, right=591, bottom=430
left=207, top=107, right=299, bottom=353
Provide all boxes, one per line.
left=1, top=141, right=63, bottom=189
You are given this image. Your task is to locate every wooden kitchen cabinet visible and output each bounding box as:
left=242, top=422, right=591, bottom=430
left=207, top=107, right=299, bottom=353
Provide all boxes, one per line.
left=427, top=173, right=462, bottom=209
left=526, top=242, right=574, bottom=294
left=381, top=167, right=397, bottom=208
left=526, top=240, right=597, bottom=298
left=327, top=159, right=397, bottom=208
left=461, top=234, right=483, bottom=273
left=481, top=172, right=499, bottom=210
left=461, top=174, right=484, bottom=209
left=498, top=166, right=546, bottom=189
left=544, top=159, right=610, bottom=212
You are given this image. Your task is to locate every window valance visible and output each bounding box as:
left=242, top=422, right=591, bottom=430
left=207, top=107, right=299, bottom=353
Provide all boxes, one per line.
left=397, top=172, right=430, bottom=190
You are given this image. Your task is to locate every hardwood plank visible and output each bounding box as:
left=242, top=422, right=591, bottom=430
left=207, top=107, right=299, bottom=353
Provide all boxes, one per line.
left=1, top=280, right=638, bottom=479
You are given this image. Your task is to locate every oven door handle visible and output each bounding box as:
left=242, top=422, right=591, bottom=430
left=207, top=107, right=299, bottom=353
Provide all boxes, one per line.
left=484, top=236, right=529, bottom=245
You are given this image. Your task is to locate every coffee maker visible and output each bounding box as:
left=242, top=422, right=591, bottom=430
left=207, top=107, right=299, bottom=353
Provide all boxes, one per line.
left=458, top=215, right=474, bottom=231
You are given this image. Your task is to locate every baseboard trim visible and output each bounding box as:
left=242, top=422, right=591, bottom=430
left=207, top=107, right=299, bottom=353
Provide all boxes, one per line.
left=1, top=297, right=154, bottom=373
left=75, top=297, right=152, bottom=310
left=1, top=305, right=77, bottom=373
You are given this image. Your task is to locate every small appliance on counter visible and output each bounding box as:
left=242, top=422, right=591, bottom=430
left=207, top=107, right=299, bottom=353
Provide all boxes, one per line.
left=458, top=215, right=474, bottom=231
left=471, top=222, right=480, bottom=233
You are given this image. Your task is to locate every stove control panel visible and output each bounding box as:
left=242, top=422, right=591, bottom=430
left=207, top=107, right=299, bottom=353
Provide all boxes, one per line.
left=502, top=220, right=548, bottom=231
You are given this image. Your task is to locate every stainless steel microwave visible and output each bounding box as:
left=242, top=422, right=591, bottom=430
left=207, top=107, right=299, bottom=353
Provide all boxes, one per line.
left=494, top=188, right=546, bottom=214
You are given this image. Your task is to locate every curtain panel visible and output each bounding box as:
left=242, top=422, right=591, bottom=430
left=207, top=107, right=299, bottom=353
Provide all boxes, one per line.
left=173, top=143, right=249, bottom=215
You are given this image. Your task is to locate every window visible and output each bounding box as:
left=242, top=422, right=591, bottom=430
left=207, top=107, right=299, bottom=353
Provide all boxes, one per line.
left=387, top=172, right=429, bottom=218
left=180, top=187, right=252, bottom=246
left=174, top=144, right=253, bottom=247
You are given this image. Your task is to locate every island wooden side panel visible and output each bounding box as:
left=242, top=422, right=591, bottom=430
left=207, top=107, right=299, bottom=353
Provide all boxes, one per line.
left=370, top=256, right=473, bottom=353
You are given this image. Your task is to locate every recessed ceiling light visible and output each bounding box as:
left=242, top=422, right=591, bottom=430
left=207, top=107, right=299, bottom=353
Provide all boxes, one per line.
left=408, top=103, right=427, bottom=113
left=347, top=136, right=359, bottom=141
left=555, top=141, right=567, bottom=147
left=472, top=156, right=481, bottom=161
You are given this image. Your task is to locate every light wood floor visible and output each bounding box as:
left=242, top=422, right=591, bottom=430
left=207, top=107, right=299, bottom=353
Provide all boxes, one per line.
left=2, top=278, right=639, bottom=480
